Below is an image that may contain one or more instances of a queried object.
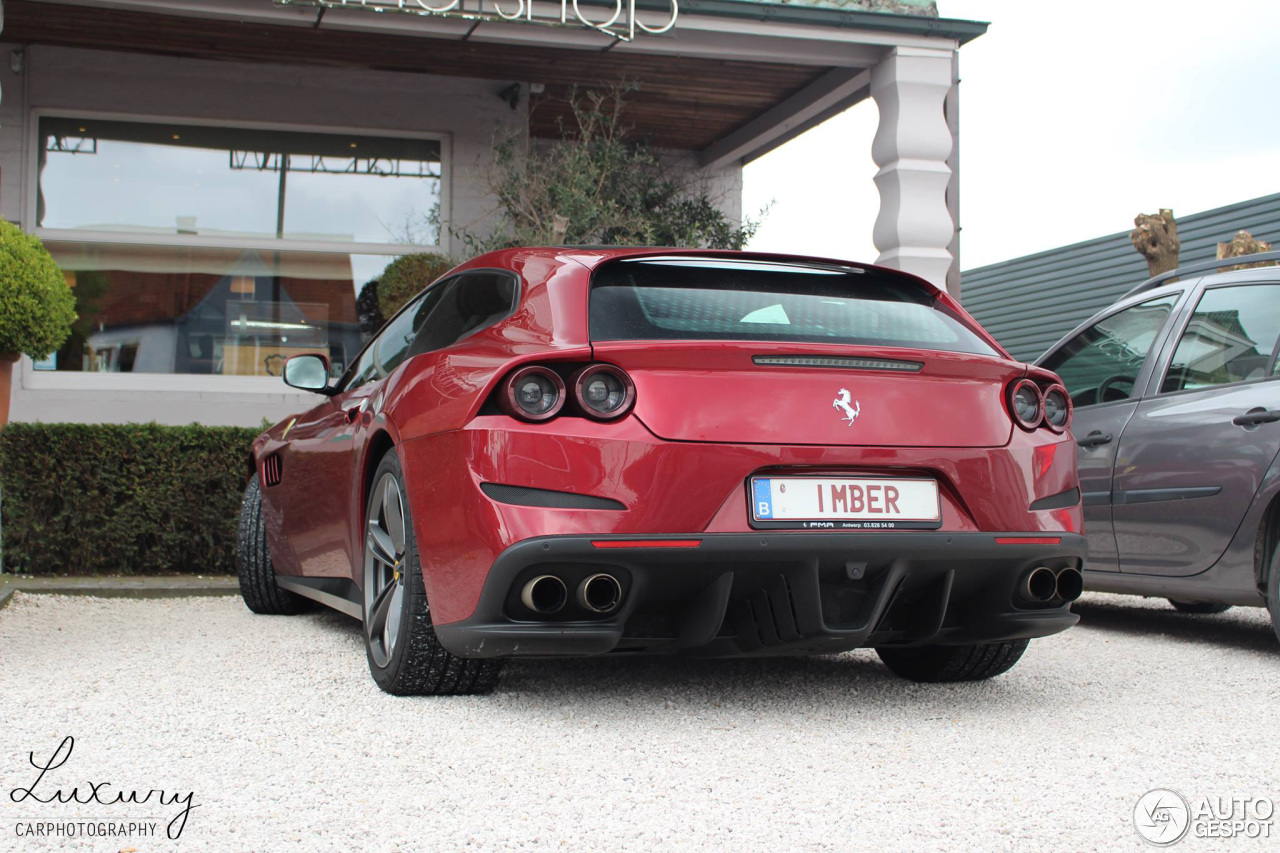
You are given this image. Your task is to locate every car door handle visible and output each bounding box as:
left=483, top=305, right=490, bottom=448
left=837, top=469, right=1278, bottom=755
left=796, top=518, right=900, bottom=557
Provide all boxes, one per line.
left=1076, top=432, right=1113, bottom=448
left=1233, top=408, right=1280, bottom=427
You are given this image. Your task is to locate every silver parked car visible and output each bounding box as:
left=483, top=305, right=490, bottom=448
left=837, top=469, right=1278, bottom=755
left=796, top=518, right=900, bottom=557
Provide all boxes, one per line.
left=1038, top=251, right=1280, bottom=643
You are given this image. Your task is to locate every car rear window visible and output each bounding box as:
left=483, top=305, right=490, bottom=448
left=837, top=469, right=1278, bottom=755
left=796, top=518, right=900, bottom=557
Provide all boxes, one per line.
left=588, top=257, right=998, bottom=356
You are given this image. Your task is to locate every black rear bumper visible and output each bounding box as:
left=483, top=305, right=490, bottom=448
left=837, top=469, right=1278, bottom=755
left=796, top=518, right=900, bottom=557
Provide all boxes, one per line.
left=433, top=532, right=1086, bottom=659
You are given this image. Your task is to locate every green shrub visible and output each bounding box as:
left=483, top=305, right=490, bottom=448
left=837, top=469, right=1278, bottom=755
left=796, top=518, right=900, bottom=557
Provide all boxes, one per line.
left=0, top=222, right=76, bottom=358
left=356, top=278, right=384, bottom=341
left=456, top=84, right=763, bottom=255
left=377, top=253, right=454, bottom=319
left=0, top=423, right=256, bottom=575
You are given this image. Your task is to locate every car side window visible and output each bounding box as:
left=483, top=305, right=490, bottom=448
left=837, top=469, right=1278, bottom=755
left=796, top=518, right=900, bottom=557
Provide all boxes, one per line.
left=1160, top=283, right=1280, bottom=394
left=344, top=345, right=379, bottom=392
left=410, top=271, right=518, bottom=355
left=374, top=283, right=448, bottom=377
left=1041, top=294, right=1179, bottom=407
left=340, top=283, right=447, bottom=393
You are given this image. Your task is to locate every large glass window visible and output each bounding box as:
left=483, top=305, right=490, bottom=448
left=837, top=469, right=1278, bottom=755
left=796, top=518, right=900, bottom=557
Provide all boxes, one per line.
left=33, top=115, right=448, bottom=379
left=589, top=258, right=997, bottom=356
left=1160, top=284, right=1280, bottom=393
left=40, top=242, right=402, bottom=378
left=37, top=118, right=442, bottom=245
left=1041, top=294, right=1179, bottom=407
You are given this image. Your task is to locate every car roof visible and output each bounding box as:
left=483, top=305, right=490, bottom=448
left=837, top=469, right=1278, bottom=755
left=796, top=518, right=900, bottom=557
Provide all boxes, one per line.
left=1084, top=257, right=1280, bottom=323
left=1120, top=249, right=1280, bottom=299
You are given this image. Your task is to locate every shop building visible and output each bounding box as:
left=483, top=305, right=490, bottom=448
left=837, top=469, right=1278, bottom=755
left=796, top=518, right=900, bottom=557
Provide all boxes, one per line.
left=0, top=0, right=985, bottom=426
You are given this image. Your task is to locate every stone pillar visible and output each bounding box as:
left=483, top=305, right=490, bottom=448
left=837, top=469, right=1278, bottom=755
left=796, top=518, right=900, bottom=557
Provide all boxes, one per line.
left=871, top=46, right=956, bottom=290
left=945, top=50, right=961, bottom=299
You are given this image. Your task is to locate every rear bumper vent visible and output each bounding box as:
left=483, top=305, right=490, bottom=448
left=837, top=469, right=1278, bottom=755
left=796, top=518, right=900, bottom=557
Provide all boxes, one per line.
left=262, top=453, right=283, bottom=487
left=752, top=355, right=923, bottom=372
left=480, top=483, right=625, bottom=511
left=1029, top=487, right=1081, bottom=511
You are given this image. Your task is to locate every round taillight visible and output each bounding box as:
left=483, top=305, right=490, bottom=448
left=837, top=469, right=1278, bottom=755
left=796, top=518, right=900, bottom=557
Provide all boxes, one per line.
left=501, top=366, right=565, bottom=422
left=572, top=364, right=635, bottom=420
left=1009, top=378, right=1043, bottom=430
left=1042, top=384, right=1072, bottom=433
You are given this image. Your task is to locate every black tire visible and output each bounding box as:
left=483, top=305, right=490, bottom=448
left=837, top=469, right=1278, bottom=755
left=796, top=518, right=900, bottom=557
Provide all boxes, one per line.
left=1168, top=599, right=1232, bottom=614
left=876, top=639, right=1029, bottom=683
left=237, top=472, right=305, bottom=615
left=363, top=450, right=503, bottom=696
left=1268, top=546, right=1280, bottom=647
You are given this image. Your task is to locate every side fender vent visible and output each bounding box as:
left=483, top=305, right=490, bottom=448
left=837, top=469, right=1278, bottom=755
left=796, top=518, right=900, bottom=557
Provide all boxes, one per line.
left=262, top=453, right=283, bottom=487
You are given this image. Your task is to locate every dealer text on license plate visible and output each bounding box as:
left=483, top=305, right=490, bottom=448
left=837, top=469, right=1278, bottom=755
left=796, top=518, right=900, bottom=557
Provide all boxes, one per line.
left=750, top=477, right=941, bottom=530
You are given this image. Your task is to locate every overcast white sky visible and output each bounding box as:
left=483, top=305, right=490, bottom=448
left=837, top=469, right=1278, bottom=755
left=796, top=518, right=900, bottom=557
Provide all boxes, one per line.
left=743, top=0, right=1280, bottom=270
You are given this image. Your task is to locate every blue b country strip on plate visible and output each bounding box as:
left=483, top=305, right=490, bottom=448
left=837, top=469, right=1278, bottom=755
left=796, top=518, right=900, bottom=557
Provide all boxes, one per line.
left=753, top=478, right=775, bottom=519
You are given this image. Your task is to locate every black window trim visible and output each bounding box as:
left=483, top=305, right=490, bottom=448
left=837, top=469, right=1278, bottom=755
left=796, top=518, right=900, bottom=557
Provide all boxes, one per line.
left=1150, top=279, right=1280, bottom=401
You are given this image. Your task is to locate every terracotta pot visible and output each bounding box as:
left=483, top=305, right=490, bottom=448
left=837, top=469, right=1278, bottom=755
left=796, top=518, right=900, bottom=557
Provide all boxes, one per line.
left=0, top=353, right=19, bottom=428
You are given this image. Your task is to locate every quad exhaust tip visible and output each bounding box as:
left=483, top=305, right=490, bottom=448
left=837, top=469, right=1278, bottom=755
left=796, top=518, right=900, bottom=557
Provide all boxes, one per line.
left=578, top=573, right=623, bottom=614
left=1055, top=567, right=1084, bottom=602
left=520, top=575, right=567, bottom=614
left=1022, top=567, right=1058, bottom=603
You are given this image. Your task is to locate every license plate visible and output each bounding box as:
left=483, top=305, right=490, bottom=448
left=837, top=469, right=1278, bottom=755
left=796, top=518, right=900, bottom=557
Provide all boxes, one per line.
left=750, top=476, right=941, bottom=530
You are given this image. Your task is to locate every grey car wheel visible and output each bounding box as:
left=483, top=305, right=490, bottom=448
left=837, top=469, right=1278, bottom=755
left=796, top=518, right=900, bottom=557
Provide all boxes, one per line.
left=361, top=449, right=504, bottom=695
left=364, top=469, right=408, bottom=669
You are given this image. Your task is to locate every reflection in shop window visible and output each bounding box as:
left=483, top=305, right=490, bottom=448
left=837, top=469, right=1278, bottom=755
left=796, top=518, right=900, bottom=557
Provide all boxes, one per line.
left=43, top=242, right=399, bottom=378
left=37, top=116, right=442, bottom=246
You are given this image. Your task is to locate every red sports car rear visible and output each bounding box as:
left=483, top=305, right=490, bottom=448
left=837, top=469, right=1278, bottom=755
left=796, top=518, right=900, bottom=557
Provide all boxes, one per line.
left=240, top=248, right=1085, bottom=695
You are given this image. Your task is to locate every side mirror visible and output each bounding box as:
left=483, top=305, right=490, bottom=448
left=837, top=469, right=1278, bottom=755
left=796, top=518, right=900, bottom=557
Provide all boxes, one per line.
left=283, top=354, right=335, bottom=395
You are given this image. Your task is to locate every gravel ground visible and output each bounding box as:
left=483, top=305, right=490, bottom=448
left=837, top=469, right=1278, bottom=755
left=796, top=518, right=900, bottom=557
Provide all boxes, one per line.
left=2, top=591, right=1278, bottom=852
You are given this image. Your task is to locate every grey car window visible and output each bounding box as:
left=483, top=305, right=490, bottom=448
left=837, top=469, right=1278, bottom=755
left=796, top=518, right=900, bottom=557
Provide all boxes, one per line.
left=1041, top=294, right=1179, bottom=407
left=1161, top=284, right=1280, bottom=393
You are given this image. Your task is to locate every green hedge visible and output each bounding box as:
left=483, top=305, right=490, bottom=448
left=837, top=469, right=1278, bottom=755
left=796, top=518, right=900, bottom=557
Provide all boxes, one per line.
left=1, top=423, right=257, bottom=575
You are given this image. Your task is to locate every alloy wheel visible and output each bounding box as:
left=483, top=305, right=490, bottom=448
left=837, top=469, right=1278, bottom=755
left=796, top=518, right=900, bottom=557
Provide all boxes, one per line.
left=364, top=471, right=408, bottom=668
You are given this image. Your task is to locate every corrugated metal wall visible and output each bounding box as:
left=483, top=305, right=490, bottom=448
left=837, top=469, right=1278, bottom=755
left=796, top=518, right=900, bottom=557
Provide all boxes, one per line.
left=961, top=192, right=1280, bottom=362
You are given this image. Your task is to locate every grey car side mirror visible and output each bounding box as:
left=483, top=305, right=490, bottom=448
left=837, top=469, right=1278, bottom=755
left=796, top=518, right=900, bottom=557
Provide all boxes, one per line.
left=283, top=354, right=336, bottom=396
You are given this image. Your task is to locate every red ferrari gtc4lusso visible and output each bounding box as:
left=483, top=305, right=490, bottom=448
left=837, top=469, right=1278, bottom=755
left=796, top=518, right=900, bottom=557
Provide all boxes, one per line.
left=238, top=248, right=1085, bottom=695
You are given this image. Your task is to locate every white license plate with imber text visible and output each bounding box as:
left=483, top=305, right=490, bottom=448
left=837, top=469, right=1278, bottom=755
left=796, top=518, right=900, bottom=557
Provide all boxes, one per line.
left=751, top=477, right=940, bottom=526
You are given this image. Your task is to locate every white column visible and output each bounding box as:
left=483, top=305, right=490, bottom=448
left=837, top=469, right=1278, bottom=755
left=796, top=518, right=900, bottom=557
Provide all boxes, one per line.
left=945, top=51, right=961, bottom=298
left=870, top=46, right=956, bottom=290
